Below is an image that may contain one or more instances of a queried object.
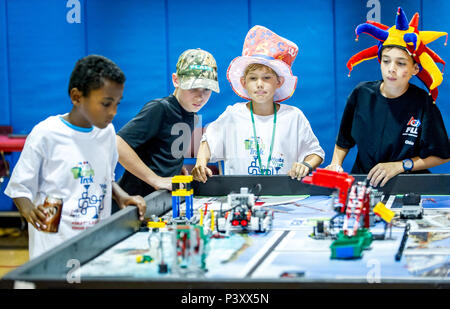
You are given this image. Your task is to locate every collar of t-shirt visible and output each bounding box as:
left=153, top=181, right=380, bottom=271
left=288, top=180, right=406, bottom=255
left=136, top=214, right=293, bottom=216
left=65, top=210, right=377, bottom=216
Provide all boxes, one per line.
left=167, top=94, right=196, bottom=117
left=59, top=115, right=94, bottom=133
left=58, top=114, right=104, bottom=141
left=376, top=80, right=411, bottom=103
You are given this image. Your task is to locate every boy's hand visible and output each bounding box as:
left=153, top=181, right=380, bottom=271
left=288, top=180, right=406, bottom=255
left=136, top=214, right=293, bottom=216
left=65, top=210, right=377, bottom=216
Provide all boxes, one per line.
left=367, top=161, right=403, bottom=187
left=192, top=165, right=213, bottom=183
left=119, top=195, right=146, bottom=221
left=324, top=164, right=344, bottom=172
left=288, top=162, right=310, bottom=180
left=19, top=203, right=48, bottom=231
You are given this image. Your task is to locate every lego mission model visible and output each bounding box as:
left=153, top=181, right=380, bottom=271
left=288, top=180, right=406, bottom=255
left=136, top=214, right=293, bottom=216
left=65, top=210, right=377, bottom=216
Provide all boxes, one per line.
left=303, top=169, right=394, bottom=259
left=136, top=176, right=274, bottom=277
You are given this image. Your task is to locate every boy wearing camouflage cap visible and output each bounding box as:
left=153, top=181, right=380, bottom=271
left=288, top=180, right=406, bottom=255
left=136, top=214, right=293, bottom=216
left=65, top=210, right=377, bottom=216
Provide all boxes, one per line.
left=116, top=49, right=219, bottom=198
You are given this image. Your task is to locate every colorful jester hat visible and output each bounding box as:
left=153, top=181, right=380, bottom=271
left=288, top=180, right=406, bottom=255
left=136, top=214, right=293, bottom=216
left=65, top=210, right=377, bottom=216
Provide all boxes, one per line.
left=347, top=7, right=448, bottom=102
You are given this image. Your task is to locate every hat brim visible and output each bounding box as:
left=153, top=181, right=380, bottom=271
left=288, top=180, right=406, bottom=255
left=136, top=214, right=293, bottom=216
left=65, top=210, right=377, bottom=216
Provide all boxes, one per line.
left=179, top=76, right=220, bottom=93
left=226, top=56, right=297, bottom=102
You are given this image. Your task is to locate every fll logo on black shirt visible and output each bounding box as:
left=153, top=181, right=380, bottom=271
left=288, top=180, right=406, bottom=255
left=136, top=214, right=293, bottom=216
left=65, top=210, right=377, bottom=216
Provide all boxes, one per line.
left=403, top=117, right=421, bottom=145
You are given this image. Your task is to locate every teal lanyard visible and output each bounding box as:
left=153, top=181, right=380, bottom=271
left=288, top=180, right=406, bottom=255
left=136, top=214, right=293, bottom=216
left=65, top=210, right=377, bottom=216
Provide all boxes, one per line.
left=249, top=102, right=277, bottom=175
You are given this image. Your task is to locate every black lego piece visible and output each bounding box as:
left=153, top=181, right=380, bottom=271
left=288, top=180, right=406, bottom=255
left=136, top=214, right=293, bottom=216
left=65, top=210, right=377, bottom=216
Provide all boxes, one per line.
left=395, top=223, right=411, bottom=261
left=402, top=193, right=421, bottom=205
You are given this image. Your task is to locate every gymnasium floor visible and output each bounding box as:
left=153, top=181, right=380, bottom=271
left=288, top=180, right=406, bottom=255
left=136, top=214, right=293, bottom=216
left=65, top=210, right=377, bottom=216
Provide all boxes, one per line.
left=0, top=222, right=29, bottom=279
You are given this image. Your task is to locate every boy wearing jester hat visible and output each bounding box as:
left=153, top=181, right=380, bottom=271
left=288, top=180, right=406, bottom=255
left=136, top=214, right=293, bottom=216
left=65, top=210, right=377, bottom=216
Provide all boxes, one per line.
left=326, top=7, right=450, bottom=187
left=193, top=26, right=324, bottom=181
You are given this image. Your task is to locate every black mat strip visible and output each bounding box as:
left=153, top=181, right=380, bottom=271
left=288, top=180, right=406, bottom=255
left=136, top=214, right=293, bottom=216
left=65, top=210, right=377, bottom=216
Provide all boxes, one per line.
left=244, top=230, right=290, bottom=278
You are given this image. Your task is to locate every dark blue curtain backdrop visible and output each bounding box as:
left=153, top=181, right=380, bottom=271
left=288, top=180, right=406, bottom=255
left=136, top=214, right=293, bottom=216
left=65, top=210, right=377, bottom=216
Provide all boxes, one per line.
left=1, top=0, right=449, bottom=209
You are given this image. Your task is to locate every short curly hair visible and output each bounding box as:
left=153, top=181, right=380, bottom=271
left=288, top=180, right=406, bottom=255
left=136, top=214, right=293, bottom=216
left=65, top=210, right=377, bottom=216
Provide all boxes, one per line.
left=68, top=55, right=126, bottom=97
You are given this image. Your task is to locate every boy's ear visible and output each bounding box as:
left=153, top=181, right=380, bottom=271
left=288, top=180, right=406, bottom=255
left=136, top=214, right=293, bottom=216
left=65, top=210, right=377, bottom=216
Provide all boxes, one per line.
left=240, top=76, right=246, bottom=89
left=412, top=63, right=420, bottom=76
left=172, top=73, right=180, bottom=88
left=277, top=76, right=285, bottom=88
left=70, top=88, right=83, bottom=106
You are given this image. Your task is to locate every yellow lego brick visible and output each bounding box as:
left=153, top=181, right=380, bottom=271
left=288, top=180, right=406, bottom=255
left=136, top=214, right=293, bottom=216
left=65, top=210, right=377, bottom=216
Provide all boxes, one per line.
left=172, top=189, right=193, bottom=196
left=147, top=221, right=166, bottom=228
left=199, top=209, right=204, bottom=226
left=210, top=210, right=215, bottom=232
left=373, top=202, right=395, bottom=223
left=172, top=175, right=193, bottom=183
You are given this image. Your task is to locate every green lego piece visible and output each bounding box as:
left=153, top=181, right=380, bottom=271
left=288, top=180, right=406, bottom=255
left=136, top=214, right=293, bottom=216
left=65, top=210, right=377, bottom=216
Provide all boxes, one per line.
left=330, top=229, right=372, bottom=259
left=136, top=255, right=153, bottom=264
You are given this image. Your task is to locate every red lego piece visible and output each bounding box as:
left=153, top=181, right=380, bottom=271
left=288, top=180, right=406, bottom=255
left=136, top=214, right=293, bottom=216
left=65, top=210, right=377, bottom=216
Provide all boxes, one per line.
left=343, top=182, right=371, bottom=236
left=302, top=168, right=355, bottom=212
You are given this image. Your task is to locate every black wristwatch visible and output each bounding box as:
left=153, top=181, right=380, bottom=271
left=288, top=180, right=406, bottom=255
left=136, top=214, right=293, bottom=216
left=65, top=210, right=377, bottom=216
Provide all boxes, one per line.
left=402, top=158, right=414, bottom=172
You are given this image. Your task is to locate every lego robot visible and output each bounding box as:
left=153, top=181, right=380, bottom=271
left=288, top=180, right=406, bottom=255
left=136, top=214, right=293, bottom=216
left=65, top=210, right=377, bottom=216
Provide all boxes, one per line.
left=400, top=193, right=423, bottom=219
left=217, top=187, right=273, bottom=234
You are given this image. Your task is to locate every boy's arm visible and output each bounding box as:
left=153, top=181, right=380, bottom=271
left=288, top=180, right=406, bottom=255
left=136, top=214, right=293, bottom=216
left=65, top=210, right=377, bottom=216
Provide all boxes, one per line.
left=116, top=135, right=172, bottom=191
left=325, top=145, right=349, bottom=172
left=288, top=153, right=323, bottom=180
left=111, top=182, right=146, bottom=221
left=12, top=197, right=47, bottom=231
left=304, top=153, right=323, bottom=170
left=192, top=141, right=213, bottom=183
left=367, top=156, right=450, bottom=187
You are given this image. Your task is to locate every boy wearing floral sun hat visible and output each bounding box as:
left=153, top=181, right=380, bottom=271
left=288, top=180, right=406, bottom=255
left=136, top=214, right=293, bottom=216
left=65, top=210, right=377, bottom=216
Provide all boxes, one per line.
left=192, top=25, right=324, bottom=182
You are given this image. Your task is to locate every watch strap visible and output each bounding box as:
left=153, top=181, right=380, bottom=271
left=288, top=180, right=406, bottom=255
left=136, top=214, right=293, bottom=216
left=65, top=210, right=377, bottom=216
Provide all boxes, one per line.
left=301, top=161, right=313, bottom=174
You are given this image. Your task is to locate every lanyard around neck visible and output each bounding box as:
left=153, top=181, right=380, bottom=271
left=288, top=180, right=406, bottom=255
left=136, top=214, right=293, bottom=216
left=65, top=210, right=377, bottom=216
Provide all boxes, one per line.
left=249, top=102, right=277, bottom=175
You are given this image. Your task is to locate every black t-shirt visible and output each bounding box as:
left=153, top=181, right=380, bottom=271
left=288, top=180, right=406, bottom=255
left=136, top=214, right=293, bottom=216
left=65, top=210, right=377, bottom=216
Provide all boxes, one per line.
left=117, top=95, right=196, bottom=197
left=336, top=81, right=450, bottom=174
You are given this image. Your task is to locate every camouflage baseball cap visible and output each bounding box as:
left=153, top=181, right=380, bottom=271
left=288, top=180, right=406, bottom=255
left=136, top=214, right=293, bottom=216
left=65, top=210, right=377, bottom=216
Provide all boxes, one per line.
left=176, top=49, right=220, bottom=93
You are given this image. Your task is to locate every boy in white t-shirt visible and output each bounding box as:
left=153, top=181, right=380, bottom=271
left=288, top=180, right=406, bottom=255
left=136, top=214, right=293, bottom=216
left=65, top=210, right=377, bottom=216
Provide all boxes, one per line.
left=4, top=55, right=146, bottom=259
left=192, top=25, right=324, bottom=181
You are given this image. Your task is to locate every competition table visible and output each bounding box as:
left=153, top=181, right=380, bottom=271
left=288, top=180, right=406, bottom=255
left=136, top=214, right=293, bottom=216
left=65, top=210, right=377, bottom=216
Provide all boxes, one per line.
left=2, top=174, right=450, bottom=289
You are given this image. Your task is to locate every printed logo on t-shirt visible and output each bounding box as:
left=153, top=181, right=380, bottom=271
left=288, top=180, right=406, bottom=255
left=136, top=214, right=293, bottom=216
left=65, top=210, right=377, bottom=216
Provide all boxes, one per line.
left=244, top=137, right=285, bottom=175
left=407, top=117, right=421, bottom=127
left=402, top=116, right=421, bottom=139
left=71, top=161, right=95, bottom=184
left=70, top=162, right=107, bottom=230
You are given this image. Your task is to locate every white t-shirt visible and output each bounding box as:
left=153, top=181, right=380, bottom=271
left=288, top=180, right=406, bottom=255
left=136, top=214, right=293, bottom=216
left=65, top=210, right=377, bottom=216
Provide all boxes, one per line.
left=5, top=115, right=118, bottom=259
left=202, top=102, right=325, bottom=175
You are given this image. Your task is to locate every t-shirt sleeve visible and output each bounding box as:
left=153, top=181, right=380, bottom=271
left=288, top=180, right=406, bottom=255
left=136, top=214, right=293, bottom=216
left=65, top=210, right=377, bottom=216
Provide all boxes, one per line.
left=336, top=87, right=358, bottom=149
left=109, top=124, right=119, bottom=180
left=4, top=127, right=43, bottom=201
left=297, top=111, right=325, bottom=162
left=418, top=99, right=450, bottom=159
left=201, top=107, right=231, bottom=163
left=117, top=101, right=165, bottom=149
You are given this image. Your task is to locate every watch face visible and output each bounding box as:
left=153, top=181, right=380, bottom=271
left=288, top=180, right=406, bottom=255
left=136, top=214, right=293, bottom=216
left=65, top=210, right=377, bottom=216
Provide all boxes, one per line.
left=403, top=159, right=413, bottom=169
